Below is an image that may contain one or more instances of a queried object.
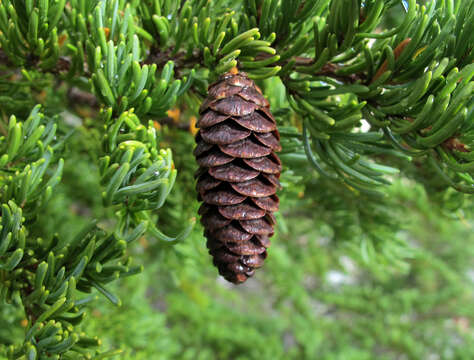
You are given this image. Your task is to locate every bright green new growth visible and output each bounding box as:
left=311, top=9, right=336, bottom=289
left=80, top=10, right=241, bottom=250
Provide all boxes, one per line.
left=0, top=0, right=472, bottom=358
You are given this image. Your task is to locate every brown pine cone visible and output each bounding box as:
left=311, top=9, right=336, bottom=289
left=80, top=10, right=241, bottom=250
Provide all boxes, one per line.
left=194, top=70, right=281, bottom=284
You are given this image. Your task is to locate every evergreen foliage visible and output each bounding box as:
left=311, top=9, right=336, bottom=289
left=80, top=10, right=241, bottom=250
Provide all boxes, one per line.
left=0, top=0, right=472, bottom=358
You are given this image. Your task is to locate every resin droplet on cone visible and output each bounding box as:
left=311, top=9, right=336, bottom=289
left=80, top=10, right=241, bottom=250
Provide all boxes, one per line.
left=195, top=70, right=281, bottom=284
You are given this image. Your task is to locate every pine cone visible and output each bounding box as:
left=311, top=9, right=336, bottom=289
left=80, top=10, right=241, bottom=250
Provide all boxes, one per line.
left=194, top=70, right=281, bottom=284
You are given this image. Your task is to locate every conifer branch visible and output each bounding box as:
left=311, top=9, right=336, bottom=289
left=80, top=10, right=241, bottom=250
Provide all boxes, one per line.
left=0, top=0, right=472, bottom=358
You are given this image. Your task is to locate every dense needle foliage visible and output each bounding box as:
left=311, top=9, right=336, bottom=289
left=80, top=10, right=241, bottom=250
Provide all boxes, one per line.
left=0, top=0, right=472, bottom=359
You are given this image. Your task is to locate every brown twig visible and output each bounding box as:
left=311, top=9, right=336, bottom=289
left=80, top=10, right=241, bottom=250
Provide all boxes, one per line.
left=142, top=47, right=203, bottom=76
left=315, top=62, right=364, bottom=83
left=67, top=87, right=99, bottom=108
left=0, top=49, right=10, bottom=67
left=443, top=137, right=470, bottom=153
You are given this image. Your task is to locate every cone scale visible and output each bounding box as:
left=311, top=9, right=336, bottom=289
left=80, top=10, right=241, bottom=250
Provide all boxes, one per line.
left=194, top=70, right=281, bottom=284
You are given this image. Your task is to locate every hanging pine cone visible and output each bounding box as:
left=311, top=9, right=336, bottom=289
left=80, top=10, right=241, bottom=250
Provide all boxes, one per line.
left=194, top=69, right=281, bottom=284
